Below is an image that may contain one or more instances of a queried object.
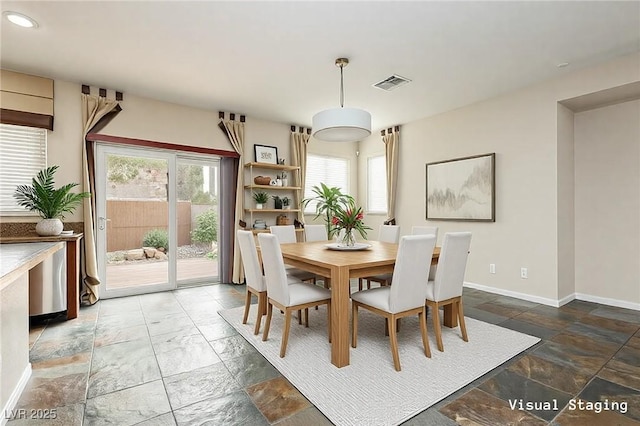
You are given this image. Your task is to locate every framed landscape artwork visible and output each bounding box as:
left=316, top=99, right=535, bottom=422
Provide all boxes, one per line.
left=254, top=144, right=278, bottom=164
left=426, top=153, right=495, bottom=222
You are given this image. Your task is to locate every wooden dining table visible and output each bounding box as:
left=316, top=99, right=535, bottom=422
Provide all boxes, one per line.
left=278, top=240, right=449, bottom=368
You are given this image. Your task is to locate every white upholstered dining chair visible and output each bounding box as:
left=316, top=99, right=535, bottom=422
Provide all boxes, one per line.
left=304, top=224, right=328, bottom=242
left=426, top=232, right=472, bottom=352
left=303, top=223, right=331, bottom=290
left=351, top=234, right=436, bottom=371
left=411, top=226, right=439, bottom=280
left=237, top=230, right=303, bottom=334
left=269, top=225, right=316, bottom=284
left=359, top=224, right=401, bottom=290
left=411, top=225, right=438, bottom=237
left=258, top=233, right=332, bottom=358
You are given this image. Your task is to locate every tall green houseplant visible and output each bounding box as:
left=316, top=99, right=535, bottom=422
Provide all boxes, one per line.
left=14, top=165, right=90, bottom=236
left=302, top=183, right=354, bottom=238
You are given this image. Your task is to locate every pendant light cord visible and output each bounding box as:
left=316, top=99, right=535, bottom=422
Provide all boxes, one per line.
left=339, top=64, right=344, bottom=108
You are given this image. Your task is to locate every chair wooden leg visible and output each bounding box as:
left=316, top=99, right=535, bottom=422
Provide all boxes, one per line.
left=304, top=308, right=309, bottom=328
left=366, top=279, right=372, bottom=290
left=242, top=291, right=252, bottom=325
left=458, top=299, right=469, bottom=342
left=419, top=309, right=431, bottom=358
left=358, top=278, right=363, bottom=291
left=432, top=303, right=444, bottom=352
left=262, top=302, right=273, bottom=342
left=384, top=318, right=389, bottom=336
left=327, top=300, right=331, bottom=343
left=280, top=309, right=292, bottom=357
left=351, top=303, right=358, bottom=348
left=298, top=309, right=302, bottom=325
left=388, top=314, right=401, bottom=371
left=254, top=292, right=265, bottom=335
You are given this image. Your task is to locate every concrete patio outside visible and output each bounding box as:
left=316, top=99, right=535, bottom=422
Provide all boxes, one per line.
left=106, top=257, right=219, bottom=289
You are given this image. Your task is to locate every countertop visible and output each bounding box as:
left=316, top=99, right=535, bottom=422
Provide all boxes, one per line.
left=0, top=233, right=83, bottom=243
left=0, top=241, right=65, bottom=291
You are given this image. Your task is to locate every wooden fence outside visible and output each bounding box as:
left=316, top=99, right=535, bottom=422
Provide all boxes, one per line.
left=106, top=200, right=214, bottom=252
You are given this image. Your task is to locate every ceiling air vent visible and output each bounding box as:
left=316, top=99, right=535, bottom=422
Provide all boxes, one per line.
left=373, top=74, right=411, bottom=91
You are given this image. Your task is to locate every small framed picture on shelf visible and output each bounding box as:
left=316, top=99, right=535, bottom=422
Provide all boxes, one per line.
left=254, top=144, right=278, bottom=164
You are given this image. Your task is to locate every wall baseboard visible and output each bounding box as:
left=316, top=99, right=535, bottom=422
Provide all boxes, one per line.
left=1, top=363, right=31, bottom=426
left=464, top=282, right=640, bottom=311
left=463, top=282, right=563, bottom=307
left=574, top=292, right=640, bottom=311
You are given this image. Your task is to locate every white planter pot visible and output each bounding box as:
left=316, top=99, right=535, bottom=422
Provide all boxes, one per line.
left=256, top=204, right=264, bottom=210
left=35, top=218, right=63, bottom=236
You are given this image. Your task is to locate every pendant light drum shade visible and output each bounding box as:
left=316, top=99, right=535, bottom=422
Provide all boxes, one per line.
left=312, top=107, right=371, bottom=143
left=312, top=58, right=372, bottom=143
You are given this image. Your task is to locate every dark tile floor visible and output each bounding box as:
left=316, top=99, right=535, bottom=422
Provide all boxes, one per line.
left=7, top=285, right=640, bottom=425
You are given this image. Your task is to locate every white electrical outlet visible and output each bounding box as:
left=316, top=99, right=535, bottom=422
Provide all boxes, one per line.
left=489, top=264, right=496, bottom=274
left=520, top=267, right=528, bottom=279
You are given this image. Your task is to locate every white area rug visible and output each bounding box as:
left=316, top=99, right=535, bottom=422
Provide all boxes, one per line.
left=219, top=305, right=539, bottom=426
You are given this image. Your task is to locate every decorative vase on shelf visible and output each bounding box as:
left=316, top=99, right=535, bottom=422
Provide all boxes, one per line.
left=35, top=218, right=64, bottom=236
left=341, top=228, right=356, bottom=247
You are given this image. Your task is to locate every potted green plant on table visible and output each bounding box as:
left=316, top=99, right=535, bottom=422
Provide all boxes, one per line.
left=302, top=183, right=355, bottom=239
left=13, top=165, right=90, bottom=236
left=331, top=198, right=371, bottom=246
left=253, top=190, right=269, bottom=209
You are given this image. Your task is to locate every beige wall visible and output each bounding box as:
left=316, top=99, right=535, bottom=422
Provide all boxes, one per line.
left=557, top=104, right=576, bottom=301
left=100, top=94, right=230, bottom=151
left=574, top=100, right=640, bottom=304
left=359, top=52, right=640, bottom=304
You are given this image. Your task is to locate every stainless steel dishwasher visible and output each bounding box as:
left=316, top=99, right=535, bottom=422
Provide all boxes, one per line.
left=29, top=244, right=67, bottom=316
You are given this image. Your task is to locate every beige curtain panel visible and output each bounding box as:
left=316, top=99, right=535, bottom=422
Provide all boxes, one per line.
left=220, top=118, right=246, bottom=284
left=290, top=130, right=310, bottom=222
left=383, top=127, right=400, bottom=221
left=81, top=93, right=121, bottom=304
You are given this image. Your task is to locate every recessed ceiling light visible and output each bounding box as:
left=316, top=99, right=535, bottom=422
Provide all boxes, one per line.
left=3, top=11, right=38, bottom=28
left=557, top=62, right=570, bottom=68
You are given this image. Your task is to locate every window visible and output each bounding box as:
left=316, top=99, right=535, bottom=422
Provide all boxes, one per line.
left=304, top=154, right=349, bottom=214
left=367, top=155, right=387, bottom=214
left=0, top=123, right=47, bottom=214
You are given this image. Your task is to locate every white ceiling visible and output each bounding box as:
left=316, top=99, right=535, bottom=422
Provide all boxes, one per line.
left=1, top=1, right=639, bottom=132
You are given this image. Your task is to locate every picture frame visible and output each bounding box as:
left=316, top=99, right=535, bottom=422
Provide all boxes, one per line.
left=254, top=144, right=279, bottom=164
left=426, top=153, right=495, bottom=222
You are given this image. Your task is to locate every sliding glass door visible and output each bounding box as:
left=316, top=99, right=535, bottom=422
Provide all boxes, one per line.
left=176, top=155, right=220, bottom=286
left=95, top=144, right=219, bottom=298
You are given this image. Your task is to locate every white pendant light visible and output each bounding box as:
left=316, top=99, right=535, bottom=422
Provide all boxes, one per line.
left=312, top=58, right=371, bottom=143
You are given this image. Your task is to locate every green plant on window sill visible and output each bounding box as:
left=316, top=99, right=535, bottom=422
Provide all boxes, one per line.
left=13, top=165, right=90, bottom=236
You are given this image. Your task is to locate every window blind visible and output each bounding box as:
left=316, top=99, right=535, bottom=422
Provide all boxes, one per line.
left=367, top=155, right=387, bottom=213
left=304, top=154, right=349, bottom=214
left=0, top=123, right=47, bottom=214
